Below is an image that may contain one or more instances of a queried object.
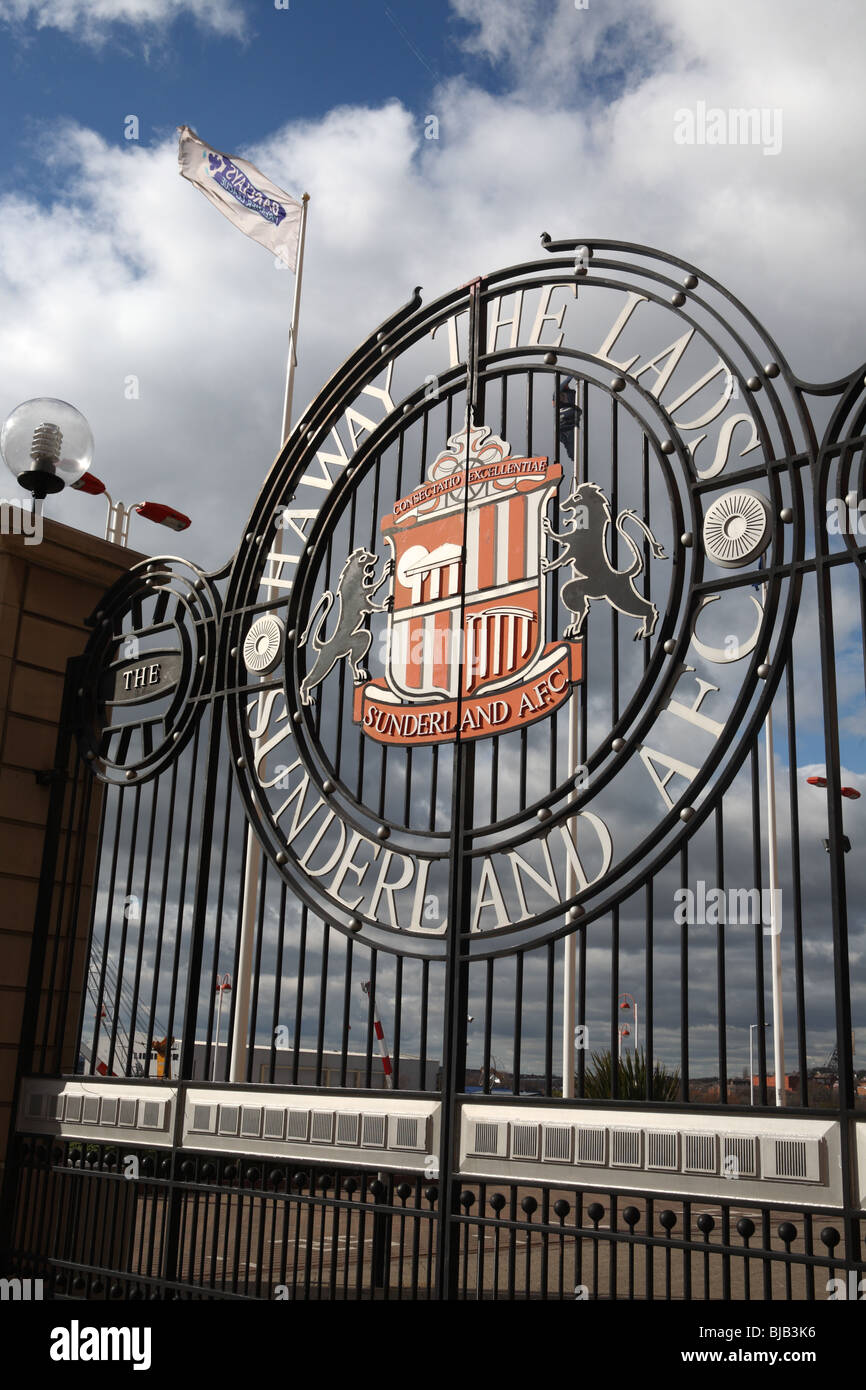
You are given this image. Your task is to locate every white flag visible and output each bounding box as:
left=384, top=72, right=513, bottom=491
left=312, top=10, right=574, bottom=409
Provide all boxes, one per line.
left=178, top=125, right=303, bottom=270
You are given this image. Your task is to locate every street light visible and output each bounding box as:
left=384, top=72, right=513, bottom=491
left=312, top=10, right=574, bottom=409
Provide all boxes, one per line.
left=619, top=992, right=639, bottom=1051
left=1, top=397, right=94, bottom=506
left=212, top=974, right=232, bottom=1082
left=71, top=473, right=191, bottom=547
left=807, top=772, right=859, bottom=855
left=0, top=398, right=190, bottom=546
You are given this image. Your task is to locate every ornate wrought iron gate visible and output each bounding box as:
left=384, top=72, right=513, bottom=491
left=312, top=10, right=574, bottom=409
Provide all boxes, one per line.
left=3, top=239, right=866, bottom=1300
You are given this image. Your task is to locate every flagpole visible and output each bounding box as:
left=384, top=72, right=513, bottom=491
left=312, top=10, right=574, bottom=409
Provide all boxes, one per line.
left=766, top=697, right=785, bottom=1106
left=281, top=193, right=310, bottom=444
left=229, top=194, right=310, bottom=1085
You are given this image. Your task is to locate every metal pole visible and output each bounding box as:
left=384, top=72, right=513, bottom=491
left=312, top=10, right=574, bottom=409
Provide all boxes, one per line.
left=230, top=196, right=309, bottom=1084
left=362, top=980, right=394, bottom=1090
left=562, top=699, right=578, bottom=1097
left=435, top=279, right=483, bottom=1300
left=749, top=1024, right=754, bottom=1107
left=763, top=581, right=785, bottom=1106
left=562, top=400, right=580, bottom=1098
left=280, top=194, right=310, bottom=447
left=212, top=982, right=223, bottom=1083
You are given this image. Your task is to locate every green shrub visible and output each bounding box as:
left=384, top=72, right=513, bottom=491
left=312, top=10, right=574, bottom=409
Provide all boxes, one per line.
left=582, top=1048, right=680, bottom=1101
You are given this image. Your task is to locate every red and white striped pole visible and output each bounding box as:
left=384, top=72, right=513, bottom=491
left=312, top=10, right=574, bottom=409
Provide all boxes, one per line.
left=361, top=981, right=394, bottom=1089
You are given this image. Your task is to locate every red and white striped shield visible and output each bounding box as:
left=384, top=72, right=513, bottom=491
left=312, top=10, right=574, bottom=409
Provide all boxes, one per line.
left=354, top=423, right=583, bottom=745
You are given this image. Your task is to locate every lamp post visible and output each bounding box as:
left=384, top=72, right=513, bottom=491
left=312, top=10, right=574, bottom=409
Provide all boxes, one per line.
left=212, top=974, right=232, bottom=1083
left=618, top=1025, right=630, bottom=1060
left=0, top=397, right=94, bottom=512
left=72, top=473, right=190, bottom=546
left=0, top=398, right=189, bottom=546
left=619, top=993, right=639, bottom=1052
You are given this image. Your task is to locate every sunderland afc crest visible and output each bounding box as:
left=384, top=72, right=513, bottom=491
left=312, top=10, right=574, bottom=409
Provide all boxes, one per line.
left=358, top=419, right=583, bottom=750
left=294, top=420, right=665, bottom=746
left=357, top=422, right=582, bottom=743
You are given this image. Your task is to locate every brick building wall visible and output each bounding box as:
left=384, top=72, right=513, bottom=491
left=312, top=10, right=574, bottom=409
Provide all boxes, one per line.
left=0, top=517, right=143, bottom=1172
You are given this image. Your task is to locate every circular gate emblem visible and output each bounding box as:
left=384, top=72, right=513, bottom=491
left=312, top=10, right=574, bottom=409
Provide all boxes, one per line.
left=243, top=614, right=285, bottom=674
left=144, top=243, right=805, bottom=958
left=77, top=557, right=218, bottom=785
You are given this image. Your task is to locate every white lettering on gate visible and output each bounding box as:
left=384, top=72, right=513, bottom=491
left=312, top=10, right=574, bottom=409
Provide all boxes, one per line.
left=299, top=360, right=397, bottom=491
left=473, top=814, right=614, bottom=932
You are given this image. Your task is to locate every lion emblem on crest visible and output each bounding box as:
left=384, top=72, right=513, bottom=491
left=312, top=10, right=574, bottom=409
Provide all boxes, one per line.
left=299, top=549, right=393, bottom=705
left=542, top=481, right=667, bottom=640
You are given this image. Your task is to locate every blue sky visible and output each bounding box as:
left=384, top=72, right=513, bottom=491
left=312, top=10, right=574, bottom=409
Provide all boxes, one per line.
left=3, top=4, right=496, bottom=181
left=2, top=0, right=863, bottom=560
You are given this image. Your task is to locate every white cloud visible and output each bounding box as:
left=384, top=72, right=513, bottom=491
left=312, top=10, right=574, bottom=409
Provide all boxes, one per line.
left=0, top=0, right=246, bottom=44
left=0, top=0, right=863, bottom=574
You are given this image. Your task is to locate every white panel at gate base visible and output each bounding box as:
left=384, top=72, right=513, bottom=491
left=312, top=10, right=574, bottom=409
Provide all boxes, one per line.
left=16, top=1079, right=177, bottom=1147
left=854, top=1121, right=866, bottom=1209
left=458, top=1104, right=843, bottom=1207
left=181, top=1088, right=440, bottom=1172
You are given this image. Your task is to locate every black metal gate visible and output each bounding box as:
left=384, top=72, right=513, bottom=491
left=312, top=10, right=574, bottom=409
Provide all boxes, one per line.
left=3, top=239, right=866, bottom=1301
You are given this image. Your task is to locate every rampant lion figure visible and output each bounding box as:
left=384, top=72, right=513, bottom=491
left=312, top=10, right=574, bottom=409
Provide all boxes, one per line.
left=299, top=549, right=393, bottom=705
left=542, top=481, right=667, bottom=640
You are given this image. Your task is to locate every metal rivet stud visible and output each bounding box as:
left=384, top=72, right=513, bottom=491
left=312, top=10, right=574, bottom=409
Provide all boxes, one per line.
left=543, top=351, right=557, bottom=366
left=747, top=376, right=762, bottom=391
left=403, top=402, right=412, bottom=414
left=276, top=851, right=288, bottom=866
left=670, top=291, right=686, bottom=307
left=77, top=688, right=84, bottom=697
left=287, top=629, right=296, bottom=641
left=757, top=663, right=770, bottom=679
left=292, top=711, right=302, bottom=723
left=660, top=439, right=675, bottom=454
left=679, top=806, right=695, bottom=822
left=230, top=647, right=238, bottom=657
left=376, top=825, right=390, bottom=840
left=198, top=656, right=206, bottom=665
left=780, top=507, right=793, bottom=522
left=567, top=906, right=584, bottom=922
left=125, top=770, right=135, bottom=781
left=85, top=751, right=96, bottom=761
left=683, top=274, right=698, bottom=289
left=322, top=779, right=334, bottom=794
left=611, top=737, right=626, bottom=752
left=537, top=807, right=551, bottom=822
left=610, top=376, right=626, bottom=393
left=348, top=918, right=362, bottom=933
left=195, top=579, right=205, bottom=591
left=663, top=638, right=677, bottom=655
left=236, top=758, right=245, bottom=769
left=764, top=362, right=780, bottom=378
left=245, top=533, right=253, bottom=542
left=680, top=532, right=694, bottom=547
left=173, top=733, right=181, bottom=741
